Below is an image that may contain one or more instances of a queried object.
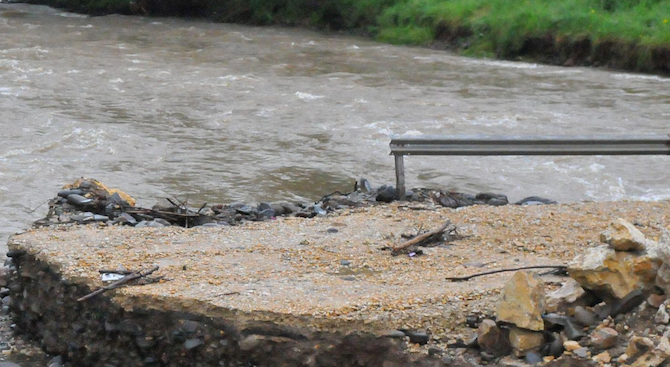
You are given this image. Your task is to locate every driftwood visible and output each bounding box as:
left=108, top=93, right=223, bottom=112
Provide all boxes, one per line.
left=392, top=220, right=455, bottom=253
left=78, top=266, right=160, bottom=302
left=445, top=265, right=567, bottom=282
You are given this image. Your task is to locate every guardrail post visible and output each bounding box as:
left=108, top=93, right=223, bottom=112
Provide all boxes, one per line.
left=394, top=154, right=406, bottom=200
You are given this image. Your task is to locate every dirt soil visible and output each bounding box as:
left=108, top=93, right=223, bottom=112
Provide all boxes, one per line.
left=8, top=200, right=670, bottom=355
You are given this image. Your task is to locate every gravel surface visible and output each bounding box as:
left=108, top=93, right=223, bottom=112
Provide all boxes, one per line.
left=8, top=200, right=670, bottom=354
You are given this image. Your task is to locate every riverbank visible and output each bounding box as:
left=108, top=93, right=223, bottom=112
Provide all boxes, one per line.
left=18, top=0, right=670, bottom=74
left=6, top=199, right=670, bottom=366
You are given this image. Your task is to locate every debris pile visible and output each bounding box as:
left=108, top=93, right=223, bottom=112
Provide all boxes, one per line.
left=463, top=218, right=670, bottom=366
left=35, top=178, right=558, bottom=230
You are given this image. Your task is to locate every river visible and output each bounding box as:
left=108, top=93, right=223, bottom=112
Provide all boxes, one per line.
left=2, top=3, right=670, bottom=249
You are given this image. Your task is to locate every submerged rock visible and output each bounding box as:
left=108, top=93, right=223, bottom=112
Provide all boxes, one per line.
left=497, top=271, right=546, bottom=331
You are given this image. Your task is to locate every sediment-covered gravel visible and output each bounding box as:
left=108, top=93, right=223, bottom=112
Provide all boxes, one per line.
left=8, top=200, right=670, bottom=353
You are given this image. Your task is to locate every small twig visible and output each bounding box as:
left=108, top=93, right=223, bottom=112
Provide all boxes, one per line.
left=392, top=220, right=454, bottom=252
left=78, top=266, right=159, bottom=302
left=197, top=202, right=207, bottom=214
left=445, top=265, right=567, bottom=282
left=27, top=198, right=52, bottom=214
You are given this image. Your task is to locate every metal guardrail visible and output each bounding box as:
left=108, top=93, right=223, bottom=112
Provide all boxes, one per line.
left=390, top=134, right=670, bottom=200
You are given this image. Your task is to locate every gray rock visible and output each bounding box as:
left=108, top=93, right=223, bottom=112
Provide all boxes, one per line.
left=153, top=218, right=171, bottom=226
left=0, top=363, right=23, bottom=367
left=339, top=260, right=351, bottom=266
left=183, top=338, right=204, bottom=350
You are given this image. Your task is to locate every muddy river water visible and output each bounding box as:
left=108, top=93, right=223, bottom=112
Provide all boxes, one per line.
left=2, top=3, right=670, bottom=247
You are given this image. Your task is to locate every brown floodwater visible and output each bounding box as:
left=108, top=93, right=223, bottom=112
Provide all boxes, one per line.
left=2, top=3, right=670, bottom=248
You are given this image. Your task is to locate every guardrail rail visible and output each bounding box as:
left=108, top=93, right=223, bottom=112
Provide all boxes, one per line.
left=390, top=134, right=670, bottom=200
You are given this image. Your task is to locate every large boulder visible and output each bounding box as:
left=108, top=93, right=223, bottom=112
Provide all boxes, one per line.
left=600, top=218, right=647, bottom=251
left=568, top=245, right=660, bottom=300
left=497, top=271, right=546, bottom=331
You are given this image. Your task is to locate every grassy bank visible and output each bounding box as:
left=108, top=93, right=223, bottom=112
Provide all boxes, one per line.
left=24, top=0, right=670, bottom=74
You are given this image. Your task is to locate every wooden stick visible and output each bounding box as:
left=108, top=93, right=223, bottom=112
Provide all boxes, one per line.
left=392, top=220, right=454, bottom=252
left=78, top=266, right=159, bottom=302
left=445, top=265, right=567, bottom=282
left=98, top=269, right=134, bottom=275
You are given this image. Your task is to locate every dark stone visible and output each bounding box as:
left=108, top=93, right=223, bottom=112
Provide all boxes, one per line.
left=525, top=351, right=543, bottom=365
left=327, top=228, right=338, bottom=233
left=542, top=313, right=568, bottom=328
left=6, top=250, right=26, bottom=258
left=515, top=196, right=557, bottom=205
left=258, top=209, right=275, bottom=219
left=573, top=306, right=597, bottom=326
left=563, top=318, right=586, bottom=341
left=376, top=185, right=396, bottom=203
left=466, top=314, right=480, bottom=328
left=270, top=203, right=285, bottom=216
left=405, top=331, right=430, bottom=345
left=609, top=290, right=645, bottom=318
left=487, top=198, right=508, bottom=206
left=118, top=212, right=137, bottom=225
left=383, top=330, right=406, bottom=339
left=235, top=205, right=256, bottom=215
left=548, top=333, right=564, bottom=357
left=339, top=260, right=351, bottom=266
left=257, top=202, right=272, bottom=212
left=280, top=203, right=302, bottom=215
left=66, top=194, right=93, bottom=206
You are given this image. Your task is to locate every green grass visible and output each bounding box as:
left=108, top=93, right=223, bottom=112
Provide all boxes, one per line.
left=25, top=0, right=670, bottom=72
